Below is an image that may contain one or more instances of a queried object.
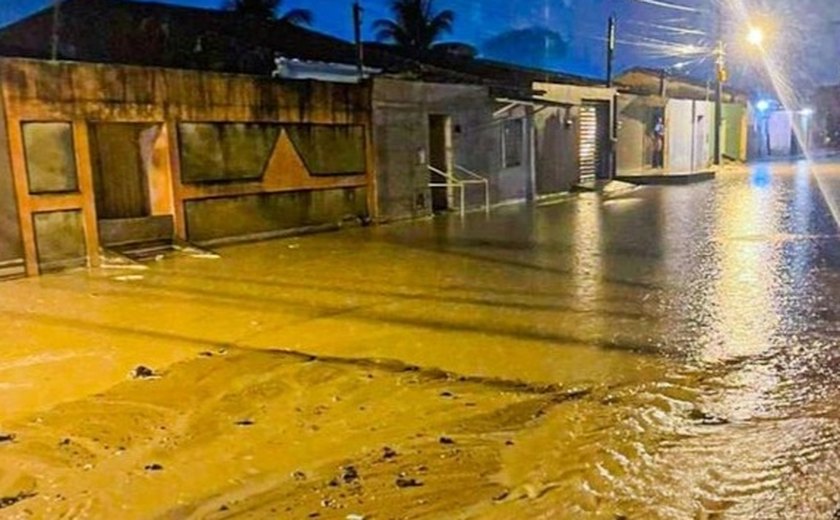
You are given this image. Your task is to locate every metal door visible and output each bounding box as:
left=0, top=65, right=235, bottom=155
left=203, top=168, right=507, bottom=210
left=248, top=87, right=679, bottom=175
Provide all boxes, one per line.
left=579, top=101, right=610, bottom=181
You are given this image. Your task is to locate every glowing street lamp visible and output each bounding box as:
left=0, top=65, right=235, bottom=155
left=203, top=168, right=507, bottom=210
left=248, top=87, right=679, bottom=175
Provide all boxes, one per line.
left=747, top=26, right=765, bottom=47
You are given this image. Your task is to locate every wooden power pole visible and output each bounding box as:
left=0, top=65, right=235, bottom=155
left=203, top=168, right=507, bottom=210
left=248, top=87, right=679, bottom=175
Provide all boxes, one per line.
left=353, top=1, right=365, bottom=80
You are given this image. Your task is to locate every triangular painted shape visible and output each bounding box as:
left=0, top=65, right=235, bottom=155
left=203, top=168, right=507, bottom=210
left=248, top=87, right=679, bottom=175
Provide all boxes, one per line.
left=262, top=129, right=311, bottom=188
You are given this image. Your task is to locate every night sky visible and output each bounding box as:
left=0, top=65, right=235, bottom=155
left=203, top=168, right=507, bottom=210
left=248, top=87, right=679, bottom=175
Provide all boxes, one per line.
left=1, top=0, right=838, bottom=88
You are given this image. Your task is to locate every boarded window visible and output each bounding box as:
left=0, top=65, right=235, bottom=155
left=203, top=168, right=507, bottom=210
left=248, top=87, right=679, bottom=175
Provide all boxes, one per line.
left=503, top=119, right=524, bottom=169
left=23, top=122, right=79, bottom=193
left=179, top=123, right=280, bottom=183
left=33, top=210, right=86, bottom=272
left=285, top=125, right=366, bottom=176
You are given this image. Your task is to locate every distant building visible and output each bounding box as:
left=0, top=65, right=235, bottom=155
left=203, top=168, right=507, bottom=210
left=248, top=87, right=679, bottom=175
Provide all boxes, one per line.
left=615, top=68, right=750, bottom=174
left=812, top=85, right=840, bottom=149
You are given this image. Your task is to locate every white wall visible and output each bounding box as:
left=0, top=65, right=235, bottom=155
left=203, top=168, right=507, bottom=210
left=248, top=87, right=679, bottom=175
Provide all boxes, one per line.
left=667, top=99, right=714, bottom=173
left=768, top=111, right=793, bottom=155
left=667, top=99, right=694, bottom=172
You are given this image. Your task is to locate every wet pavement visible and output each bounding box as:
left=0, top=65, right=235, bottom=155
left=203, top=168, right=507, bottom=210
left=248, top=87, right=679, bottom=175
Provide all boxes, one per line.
left=0, top=160, right=838, bottom=519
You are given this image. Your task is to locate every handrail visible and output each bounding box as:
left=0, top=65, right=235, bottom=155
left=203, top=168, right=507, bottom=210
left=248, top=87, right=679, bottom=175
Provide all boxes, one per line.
left=427, top=165, right=491, bottom=217
left=455, top=165, right=491, bottom=215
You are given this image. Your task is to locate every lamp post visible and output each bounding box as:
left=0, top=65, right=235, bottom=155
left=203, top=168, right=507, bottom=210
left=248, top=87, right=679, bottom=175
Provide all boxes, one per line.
left=714, top=39, right=726, bottom=166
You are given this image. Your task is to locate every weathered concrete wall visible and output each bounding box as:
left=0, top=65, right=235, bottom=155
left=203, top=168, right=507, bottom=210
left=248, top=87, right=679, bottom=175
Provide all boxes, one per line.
left=617, top=94, right=664, bottom=174
left=185, top=187, right=367, bottom=244
left=0, top=58, right=372, bottom=275
left=373, top=78, right=531, bottom=221
left=0, top=89, right=23, bottom=278
left=534, top=83, right=615, bottom=105
left=534, top=106, right=578, bottom=194
left=535, top=82, right=615, bottom=191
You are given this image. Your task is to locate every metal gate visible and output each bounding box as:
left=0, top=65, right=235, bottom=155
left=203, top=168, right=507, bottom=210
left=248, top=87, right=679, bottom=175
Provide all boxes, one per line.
left=579, top=101, right=610, bottom=181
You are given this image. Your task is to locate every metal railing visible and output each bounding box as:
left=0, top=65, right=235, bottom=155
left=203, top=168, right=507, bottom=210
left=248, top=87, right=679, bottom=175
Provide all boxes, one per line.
left=427, top=165, right=491, bottom=218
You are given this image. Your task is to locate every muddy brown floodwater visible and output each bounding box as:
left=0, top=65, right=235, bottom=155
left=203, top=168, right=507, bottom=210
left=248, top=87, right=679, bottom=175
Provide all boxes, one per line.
left=1, top=161, right=839, bottom=519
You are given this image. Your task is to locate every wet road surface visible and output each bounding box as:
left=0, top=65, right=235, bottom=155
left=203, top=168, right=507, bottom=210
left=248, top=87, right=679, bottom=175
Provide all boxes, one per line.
left=0, top=160, right=838, bottom=519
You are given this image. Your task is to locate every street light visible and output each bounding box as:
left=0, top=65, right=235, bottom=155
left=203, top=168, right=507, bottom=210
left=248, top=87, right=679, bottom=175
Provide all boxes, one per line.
left=747, top=26, right=765, bottom=47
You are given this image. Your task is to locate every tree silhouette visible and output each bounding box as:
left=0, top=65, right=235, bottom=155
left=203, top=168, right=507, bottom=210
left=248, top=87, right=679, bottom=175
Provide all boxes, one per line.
left=373, top=0, right=455, bottom=56
left=223, top=0, right=313, bottom=25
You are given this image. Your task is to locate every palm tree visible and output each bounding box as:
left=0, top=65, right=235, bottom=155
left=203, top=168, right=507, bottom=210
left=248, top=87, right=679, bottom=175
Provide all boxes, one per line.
left=373, top=0, right=455, bottom=56
left=223, top=0, right=313, bottom=25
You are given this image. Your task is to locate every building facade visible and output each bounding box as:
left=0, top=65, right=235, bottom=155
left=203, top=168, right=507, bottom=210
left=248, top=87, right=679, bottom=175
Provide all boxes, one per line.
left=0, top=58, right=371, bottom=277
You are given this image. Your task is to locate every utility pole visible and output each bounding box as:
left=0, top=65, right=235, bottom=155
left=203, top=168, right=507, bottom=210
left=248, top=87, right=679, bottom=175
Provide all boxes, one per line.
left=714, top=7, right=726, bottom=166
left=606, top=15, right=616, bottom=87
left=353, top=1, right=365, bottom=80
left=50, top=0, right=61, bottom=61
left=607, top=15, right=618, bottom=178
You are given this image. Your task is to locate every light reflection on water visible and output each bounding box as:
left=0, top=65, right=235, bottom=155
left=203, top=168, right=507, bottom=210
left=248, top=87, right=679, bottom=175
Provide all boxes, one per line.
left=493, top=163, right=840, bottom=519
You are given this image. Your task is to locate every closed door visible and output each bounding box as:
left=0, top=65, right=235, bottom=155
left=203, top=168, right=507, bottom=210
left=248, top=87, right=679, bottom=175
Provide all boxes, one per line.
left=90, top=123, right=151, bottom=220
left=579, top=102, right=610, bottom=180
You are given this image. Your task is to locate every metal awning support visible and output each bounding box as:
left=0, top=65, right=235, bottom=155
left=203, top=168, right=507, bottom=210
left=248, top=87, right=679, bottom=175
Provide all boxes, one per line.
left=493, top=97, right=575, bottom=118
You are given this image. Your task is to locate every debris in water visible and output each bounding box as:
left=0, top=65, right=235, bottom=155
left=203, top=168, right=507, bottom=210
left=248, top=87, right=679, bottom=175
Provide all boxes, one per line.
left=382, top=446, right=398, bottom=460
left=114, top=274, right=144, bottom=282
left=340, top=465, right=359, bottom=484
left=308, top=512, right=320, bottom=518
left=688, top=408, right=729, bottom=425
left=0, top=433, right=15, bottom=444
left=219, top=505, right=229, bottom=512
left=234, top=419, right=255, bottom=427
left=346, top=514, right=366, bottom=520
left=0, top=492, right=36, bottom=510
left=292, top=470, right=307, bottom=481
left=505, top=440, right=515, bottom=446
left=395, top=476, right=423, bottom=488
left=198, top=351, right=214, bottom=358
left=439, top=436, right=455, bottom=445
left=439, top=391, right=455, bottom=398
left=59, top=438, right=71, bottom=446
left=144, top=463, right=164, bottom=471
left=493, top=490, right=510, bottom=502
left=132, top=366, right=156, bottom=379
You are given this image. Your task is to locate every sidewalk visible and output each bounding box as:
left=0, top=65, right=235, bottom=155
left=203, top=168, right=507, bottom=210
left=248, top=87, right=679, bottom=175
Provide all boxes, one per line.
left=615, top=168, right=716, bottom=185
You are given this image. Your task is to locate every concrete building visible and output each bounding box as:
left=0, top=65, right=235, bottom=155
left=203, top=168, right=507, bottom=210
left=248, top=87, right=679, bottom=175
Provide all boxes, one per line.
left=372, top=79, right=532, bottom=221
left=371, top=72, right=616, bottom=222
left=0, top=59, right=371, bottom=278
left=616, top=68, right=749, bottom=175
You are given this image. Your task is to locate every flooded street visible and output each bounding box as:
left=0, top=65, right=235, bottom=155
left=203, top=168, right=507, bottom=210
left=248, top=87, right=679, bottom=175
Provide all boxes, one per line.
left=1, top=160, right=839, bottom=519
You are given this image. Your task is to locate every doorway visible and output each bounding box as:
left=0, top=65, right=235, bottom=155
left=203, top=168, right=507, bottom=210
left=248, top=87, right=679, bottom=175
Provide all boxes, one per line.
left=89, top=123, right=173, bottom=251
left=428, top=115, right=450, bottom=213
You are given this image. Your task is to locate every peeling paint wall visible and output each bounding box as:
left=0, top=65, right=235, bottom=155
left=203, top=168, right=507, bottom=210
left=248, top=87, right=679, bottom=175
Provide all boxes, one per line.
left=0, top=58, right=372, bottom=276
